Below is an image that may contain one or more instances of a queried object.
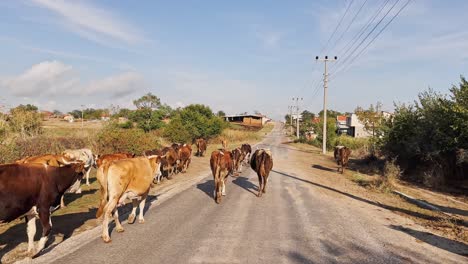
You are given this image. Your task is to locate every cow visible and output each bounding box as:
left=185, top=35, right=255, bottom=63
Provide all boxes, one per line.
left=177, top=144, right=192, bottom=173
left=15, top=154, right=79, bottom=208
left=162, top=146, right=179, bottom=176
left=221, top=139, right=228, bottom=150
left=210, top=150, right=233, bottom=203
left=231, top=147, right=246, bottom=175
left=241, top=143, right=252, bottom=163
left=334, top=146, right=352, bottom=174
left=195, top=138, right=207, bottom=157
left=62, top=148, right=95, bottom=186
left=171, top=143, right=181, bottom=153
left=95, top=153, right=134, bottom=168
left=96, top=156, right=163, bottom=243
left=0, top=162, right=85, bottom=256
left=15, top=154, right=74, bottom=167
left=143, top=149, right=168, bottom=184
left=250, top=149, right=273, bottom=197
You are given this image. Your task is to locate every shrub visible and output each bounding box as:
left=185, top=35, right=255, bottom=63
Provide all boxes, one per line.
left=9, top=107, right=42, bottom=139
left=95, top=124, right=160, bottom=154
left=334, top=135, right=370, bottom=150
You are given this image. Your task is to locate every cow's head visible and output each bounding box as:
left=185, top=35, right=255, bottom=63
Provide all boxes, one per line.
left=147, top=155, right=164, bottom=182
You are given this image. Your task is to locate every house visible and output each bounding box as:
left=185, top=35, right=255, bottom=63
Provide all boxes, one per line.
left=101, top=113, right=110, bottom=121
left=336, top=115, right=349, bottom=135
left=40, top=111, right=54, bottom=120
left=224, top=114, right=269, bottom=127
left=346, top=114, right=372, bottom=138
left=63, top=114, right=74, bottom=123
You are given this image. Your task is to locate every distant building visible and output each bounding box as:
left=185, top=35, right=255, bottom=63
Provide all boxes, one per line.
left=40, top=111, right=54, bottom=120
left=346, top=114, right=371, bottom=138
left=224, top=114, right=270, bottom=127
left=336, top=115, right=348, bottom=135
left=63, top=114, right=74, bottom=123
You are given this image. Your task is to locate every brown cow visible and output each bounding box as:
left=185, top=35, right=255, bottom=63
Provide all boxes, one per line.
left=231, top=147, right=246, bottom=175
left=177, top=144, right=192, bottom=173
left=334, top=146, right=352, bottom=174
left=250, top=149, right=273, bottom=197
left=221, top=139, right=228, bottom=150
left=95, top=153, right=134, bottom=168
left=15, top=154, right=78, bottom=208
left=195, top=138, right=207, bottom=157
left=241, top=143, right=252, bottom=163
left=162, top=146, right=179, bottom=176
left=96, top=156, right=162, bottom=243
left=210, top=150, right=233, bottom=203
left=0, top=163, right=85, bottom=256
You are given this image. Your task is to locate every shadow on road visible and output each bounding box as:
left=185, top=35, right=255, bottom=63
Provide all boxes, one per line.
left=312, top=164, right=336, bottom=173
left=389, top=225, right=468, bottom=256
left=232, top=176, right=259, bottom=196
left=196, top=180, right=214, bottom=199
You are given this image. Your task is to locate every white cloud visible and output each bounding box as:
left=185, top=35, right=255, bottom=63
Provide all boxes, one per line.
left=1, top=60, right=78, bottom=97
left=83, top=72, right=144, bottom=98
left=30, top=0, right=144, bottom=45
left=1, top=61, right=145, bottom=99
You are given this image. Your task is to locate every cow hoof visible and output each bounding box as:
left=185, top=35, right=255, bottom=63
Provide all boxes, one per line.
left=102, top=235, right=111, bottom=243
left=257, top=193, right=262, bottom=197
left=222, top=192, right=226, bottom=196
left=76, top=188, right=82, bottom=194
left=128, top=214, right=136, bottom=224
left=116, top=227, right=125, bottom=233
left=138, top=219, right=145, bottom=224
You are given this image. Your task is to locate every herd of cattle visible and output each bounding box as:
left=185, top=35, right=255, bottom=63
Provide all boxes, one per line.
left=0, top=138, right=274, bottom=258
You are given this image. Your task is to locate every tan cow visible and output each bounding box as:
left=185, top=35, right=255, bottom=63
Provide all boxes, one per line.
left=231, top=147, right=246, bottom=175
left=95, top=153, right=134, bottom=168
left=195, top=138, right=207, bottom=157
left=221, top=139, right=228, bottom=150
left=210, top=150, right=233, bottom=204
left=96, top=156, right=163, bottom=243
left=250, top=149, right=273, bottom=197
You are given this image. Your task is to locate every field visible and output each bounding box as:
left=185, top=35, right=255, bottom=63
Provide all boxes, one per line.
left=0, top=121, right=274, bottom=264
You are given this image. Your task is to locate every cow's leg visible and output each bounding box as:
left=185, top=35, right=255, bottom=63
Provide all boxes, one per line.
left=128, top=199, right=138, bottom=224
left=138, top=193, right=148, bottom=224
left=257, top=174, right=263, bottom=197
left=102, top=198, right=117, bottom=243
left=85, top=167, right=91, bottom=186
left=36, top=207, right=52, bottom=254
left=167, top=166, right=173, bottom=179
left=60, top=195, right=66, bottom=208
left=263, top=175, right=268, bottom=193
left=221, top=180, right=226, bottom=196
left=113, top=209, right=124, bottom=232
left=26, top=215, right=36, bottom=254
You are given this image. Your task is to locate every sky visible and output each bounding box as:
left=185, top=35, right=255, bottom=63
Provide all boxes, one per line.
left=0, top=0, right=467, bottom=120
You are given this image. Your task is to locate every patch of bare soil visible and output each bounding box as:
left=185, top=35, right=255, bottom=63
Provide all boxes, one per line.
left=280, top=141, right=468, bottom=247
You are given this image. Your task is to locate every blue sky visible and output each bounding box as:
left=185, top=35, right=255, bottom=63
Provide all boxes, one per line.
left=0, top=0, right=467, bottom=119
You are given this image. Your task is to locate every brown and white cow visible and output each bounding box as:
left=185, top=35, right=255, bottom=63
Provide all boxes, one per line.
left=231, top=147, right=246, bottom=175
left=250, top=149, right=273, bottom=197
left=241, top=143, right=252, bottom=163
left=177, top=144, right=192, bottom=173
left=62, top=148, right=95, bottom=186
left=96, top=156, right=163, bottom=243
left=0, top=163, right=85, bottom=256
left=95, top=153, right=134, bottom=168
left=210, top=150, right=233, bottom=203
left=195, top=138, right=207, bottom=157
left=334, top=146, right=352, bottom=174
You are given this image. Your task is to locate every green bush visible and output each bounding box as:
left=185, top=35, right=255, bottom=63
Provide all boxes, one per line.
left=334, top=135, right=370, bottom=150
left=95, top=124, right=160, bottom=154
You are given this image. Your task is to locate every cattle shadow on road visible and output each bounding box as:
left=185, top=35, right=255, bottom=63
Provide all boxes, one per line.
left=196, top=180, right=215, bottom=199
left=312, top=164, right=336, bottom=173
left=272, top=169, right=468, bottom=231
left=232, top=176, right=259, bottom=196
left=389, top=225, right=468, bottom=256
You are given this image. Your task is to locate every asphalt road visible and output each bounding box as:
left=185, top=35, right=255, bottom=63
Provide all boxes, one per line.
left=49, top=123, right=466, bottom=264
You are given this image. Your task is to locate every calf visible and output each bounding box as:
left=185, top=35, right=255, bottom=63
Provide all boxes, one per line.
left=334, top=146, right=352, bottom=174
left=177, top=144, right=192, bottom=173
left=96, top=156, right=162, bottom=243
left=62, top=148, right=95, bottom=186
left=195, top=138, right=207, bottom=157
left=240, top=143, right=252, bottom=163
left=250, top=149, right=273, bottom=197
left=0, top=163, right=85, bottom=256
left=210, top=150, right=233, bottom=203
left=231, top=147, right=246, bottom=175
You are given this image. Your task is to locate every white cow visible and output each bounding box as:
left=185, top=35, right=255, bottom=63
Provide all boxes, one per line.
left=62, top=148, right=95, bottom=187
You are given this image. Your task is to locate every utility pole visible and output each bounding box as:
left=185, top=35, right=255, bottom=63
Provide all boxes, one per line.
left=292, top=97, right=303, bottom=138
left=288, top=106, right=293, bottom=135
left=316, top=56, right=337, bottom=154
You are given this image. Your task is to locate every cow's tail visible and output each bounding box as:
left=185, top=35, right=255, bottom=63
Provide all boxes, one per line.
left=214, top=154, right=222, bottom=195
left=96, top=162, right=111, bottom=218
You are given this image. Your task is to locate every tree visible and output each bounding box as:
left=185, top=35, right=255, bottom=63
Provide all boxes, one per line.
left=318, top=109, right=343, bottom=118
left=129, top=108, right=164, bottom=132
left=9, top=105, right=42, bottom=139
left=16, top=104, right=38, bottom=112
left=133, top=93, right=161, bottom=110
left=69, top=110, right=82, bottom=119
left=53, top=110, right=63, bottom=116
left=301, top=110, right=315, bottom=122
left=313, top=118, right=337, bottom=150
left=355, top=102, right=384, bottom=138
left=217, top=110, right=226, bottom=117
left=116, top=108, right=132, bottom=118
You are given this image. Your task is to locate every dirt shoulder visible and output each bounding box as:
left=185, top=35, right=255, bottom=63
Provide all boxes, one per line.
left=279, top=140, right=468, bottom=255
left=0, top=125, right=273, bottom=264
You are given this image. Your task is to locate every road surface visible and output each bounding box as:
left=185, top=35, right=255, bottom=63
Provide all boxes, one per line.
left=46, top=123, right=466, bottom=264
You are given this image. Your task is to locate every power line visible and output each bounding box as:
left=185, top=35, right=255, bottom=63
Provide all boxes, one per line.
left=328, top=0, right=370, bottom=54
left=331, top=0, right=401, bottom=75
left=320, top=0, right=355, bottom=54
left=330, top=0, right=413, bottom=82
